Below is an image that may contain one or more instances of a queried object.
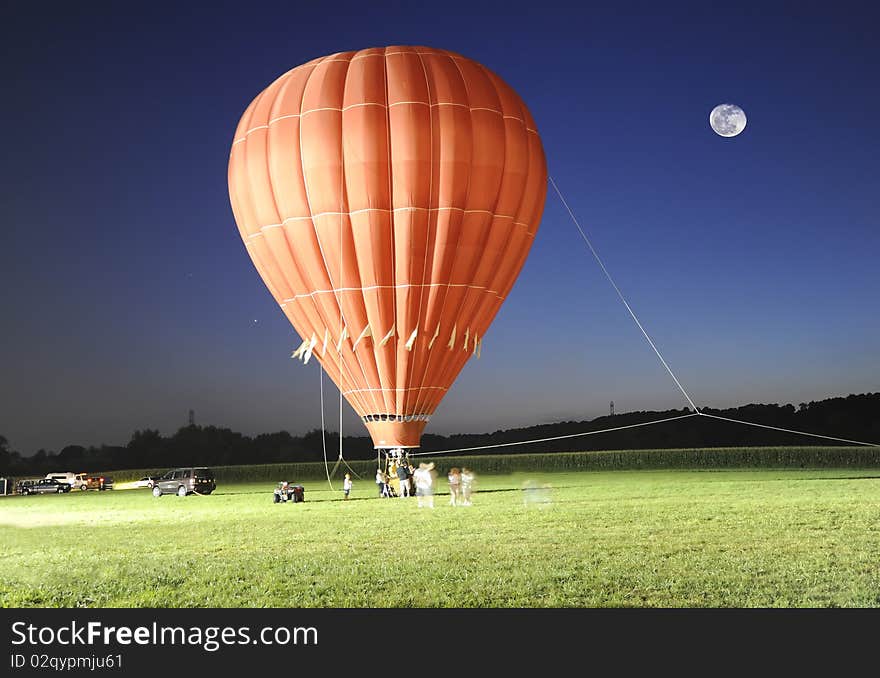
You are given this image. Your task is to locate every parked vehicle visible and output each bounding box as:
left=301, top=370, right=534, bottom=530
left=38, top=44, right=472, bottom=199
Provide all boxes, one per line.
left=45, top=472, right=88, bottom=490
left=273, top=481, right=304, bottom=503
left=84, top=475, right=114, bottom=491
left=16, top=479, right=40, bottom=494
left=133, top=475, right=159, bottom=489
left=19, top=478, right=72, bottom=495
left=152, top=467, right=216, bottom=497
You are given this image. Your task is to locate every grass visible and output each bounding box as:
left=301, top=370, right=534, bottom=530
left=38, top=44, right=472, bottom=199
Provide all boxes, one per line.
left=2, top=468, right=880, bottom=607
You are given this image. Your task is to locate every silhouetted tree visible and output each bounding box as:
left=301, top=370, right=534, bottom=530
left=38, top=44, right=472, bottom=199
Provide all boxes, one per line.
left=7, top=392, right=879, bottom=474
left=0, top=435, right=21, bottom=475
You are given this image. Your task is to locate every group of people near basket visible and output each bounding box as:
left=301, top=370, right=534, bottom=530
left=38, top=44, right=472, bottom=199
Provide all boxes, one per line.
left=374, top=457, right=475, bottom=508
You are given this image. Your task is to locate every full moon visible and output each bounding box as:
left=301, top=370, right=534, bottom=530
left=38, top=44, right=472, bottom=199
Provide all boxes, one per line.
left=710, top=103, right=747, bottom=137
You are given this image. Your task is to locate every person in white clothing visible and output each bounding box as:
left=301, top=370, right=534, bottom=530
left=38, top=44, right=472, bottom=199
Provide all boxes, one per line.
left=413, top=462, right=436, bottom=508
left=460, top=467, right=474, bottom=506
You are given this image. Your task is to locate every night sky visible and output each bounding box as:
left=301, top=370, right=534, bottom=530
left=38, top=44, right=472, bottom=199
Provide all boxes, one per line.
left=2, top=1, right=877, bottom=455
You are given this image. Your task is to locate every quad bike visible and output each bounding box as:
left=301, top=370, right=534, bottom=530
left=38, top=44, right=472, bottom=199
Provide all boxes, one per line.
left=273, top=482, right=304, bottom=503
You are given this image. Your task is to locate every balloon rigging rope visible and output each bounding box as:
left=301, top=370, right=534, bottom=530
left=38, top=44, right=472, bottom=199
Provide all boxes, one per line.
left=697, top=413, right=878, bottom=447
left=336, top=395, right=344, bottom=469
left=326, top=96, right=363, bottom=483
left=342, top=456, right=362, bottom=479
left=410, top=177, right=878, bottom=456
left=409, top=409, right=878, bottom=456
left=548, top=175, right=700, bottom=413
left=319, top=366, right=334, bottom=490
left=409, top=413, right=699, bottom=456
left=339, top=117, right=344, bottom=467
left=549, top=176, right=878, bottom=448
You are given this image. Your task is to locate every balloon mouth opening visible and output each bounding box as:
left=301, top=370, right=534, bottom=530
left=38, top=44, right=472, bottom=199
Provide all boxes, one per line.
left=364, top=419, right=428, bottom=449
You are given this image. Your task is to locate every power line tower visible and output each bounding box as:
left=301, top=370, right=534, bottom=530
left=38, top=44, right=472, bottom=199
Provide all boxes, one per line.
left=610, top=401, right=614, bottom=417
left=188, top=409, right=195, bottom=427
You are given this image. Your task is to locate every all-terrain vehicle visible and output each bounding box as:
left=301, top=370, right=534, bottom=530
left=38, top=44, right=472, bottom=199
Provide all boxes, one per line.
left=273, top=481, right=304, bottom=503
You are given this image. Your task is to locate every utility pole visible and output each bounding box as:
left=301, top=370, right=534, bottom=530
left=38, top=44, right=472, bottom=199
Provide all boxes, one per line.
left=610, top=401, right=614, bottom=417
left=188, top=409, right=195, bottom=427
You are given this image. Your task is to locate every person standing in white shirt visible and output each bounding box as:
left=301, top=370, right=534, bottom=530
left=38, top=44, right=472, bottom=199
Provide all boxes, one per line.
left=414, top=462, right=436, bottom=508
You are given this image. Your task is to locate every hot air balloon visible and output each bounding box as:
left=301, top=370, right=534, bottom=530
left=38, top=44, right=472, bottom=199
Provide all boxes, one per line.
left=228, top=46, right=547, bottom=451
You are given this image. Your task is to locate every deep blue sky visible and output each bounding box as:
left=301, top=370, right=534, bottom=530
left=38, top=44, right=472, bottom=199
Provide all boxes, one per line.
left=2, top=1, right=877, bottom=454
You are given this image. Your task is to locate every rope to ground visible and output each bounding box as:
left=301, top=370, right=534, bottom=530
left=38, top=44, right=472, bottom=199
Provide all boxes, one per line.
left=412, top=176, right=879, bottom=456
left=320, top=366, right=334, bottom=490
left=409, top=413, right=699, bottom=456
left=318, top=176, right=879, bottom=464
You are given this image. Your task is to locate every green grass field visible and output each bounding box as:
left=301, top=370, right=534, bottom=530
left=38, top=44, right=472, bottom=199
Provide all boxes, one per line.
left=2, top=468, right=880, bottom=607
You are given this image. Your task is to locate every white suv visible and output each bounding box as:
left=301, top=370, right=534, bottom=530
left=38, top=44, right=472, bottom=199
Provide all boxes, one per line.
left=45, top=472, right=88, bottom=491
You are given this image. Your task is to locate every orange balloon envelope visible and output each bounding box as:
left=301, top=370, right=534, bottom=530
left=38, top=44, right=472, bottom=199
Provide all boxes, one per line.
left=228, top=46, right=547, bottom=449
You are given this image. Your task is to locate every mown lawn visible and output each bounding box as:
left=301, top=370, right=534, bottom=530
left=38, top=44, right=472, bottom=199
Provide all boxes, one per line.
left=2, top=468, right=880, bottom=607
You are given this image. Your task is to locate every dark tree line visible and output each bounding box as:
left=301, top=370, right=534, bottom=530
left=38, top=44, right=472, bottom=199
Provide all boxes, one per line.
left=1, top=392, right=878, bottom=476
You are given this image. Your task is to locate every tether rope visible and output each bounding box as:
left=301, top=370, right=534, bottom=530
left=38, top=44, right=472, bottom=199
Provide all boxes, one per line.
left=409, top=410, right=878, bottom=457
left=409, top=413, right=699, bottom=456
left=319, top=366, right=334, bottom=490
left=333, top=88, right=352, bottom=478
left=698, top=412, right=879, bottom=447
left=338, top=120, right=345, bottom=472
left=342, top=456, right=362, bottom=479
left=549, top=176, right=700, bottom=413
left=338, top=378, right=344, bottom=469
left=411, top=176, right=879, bottom=457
